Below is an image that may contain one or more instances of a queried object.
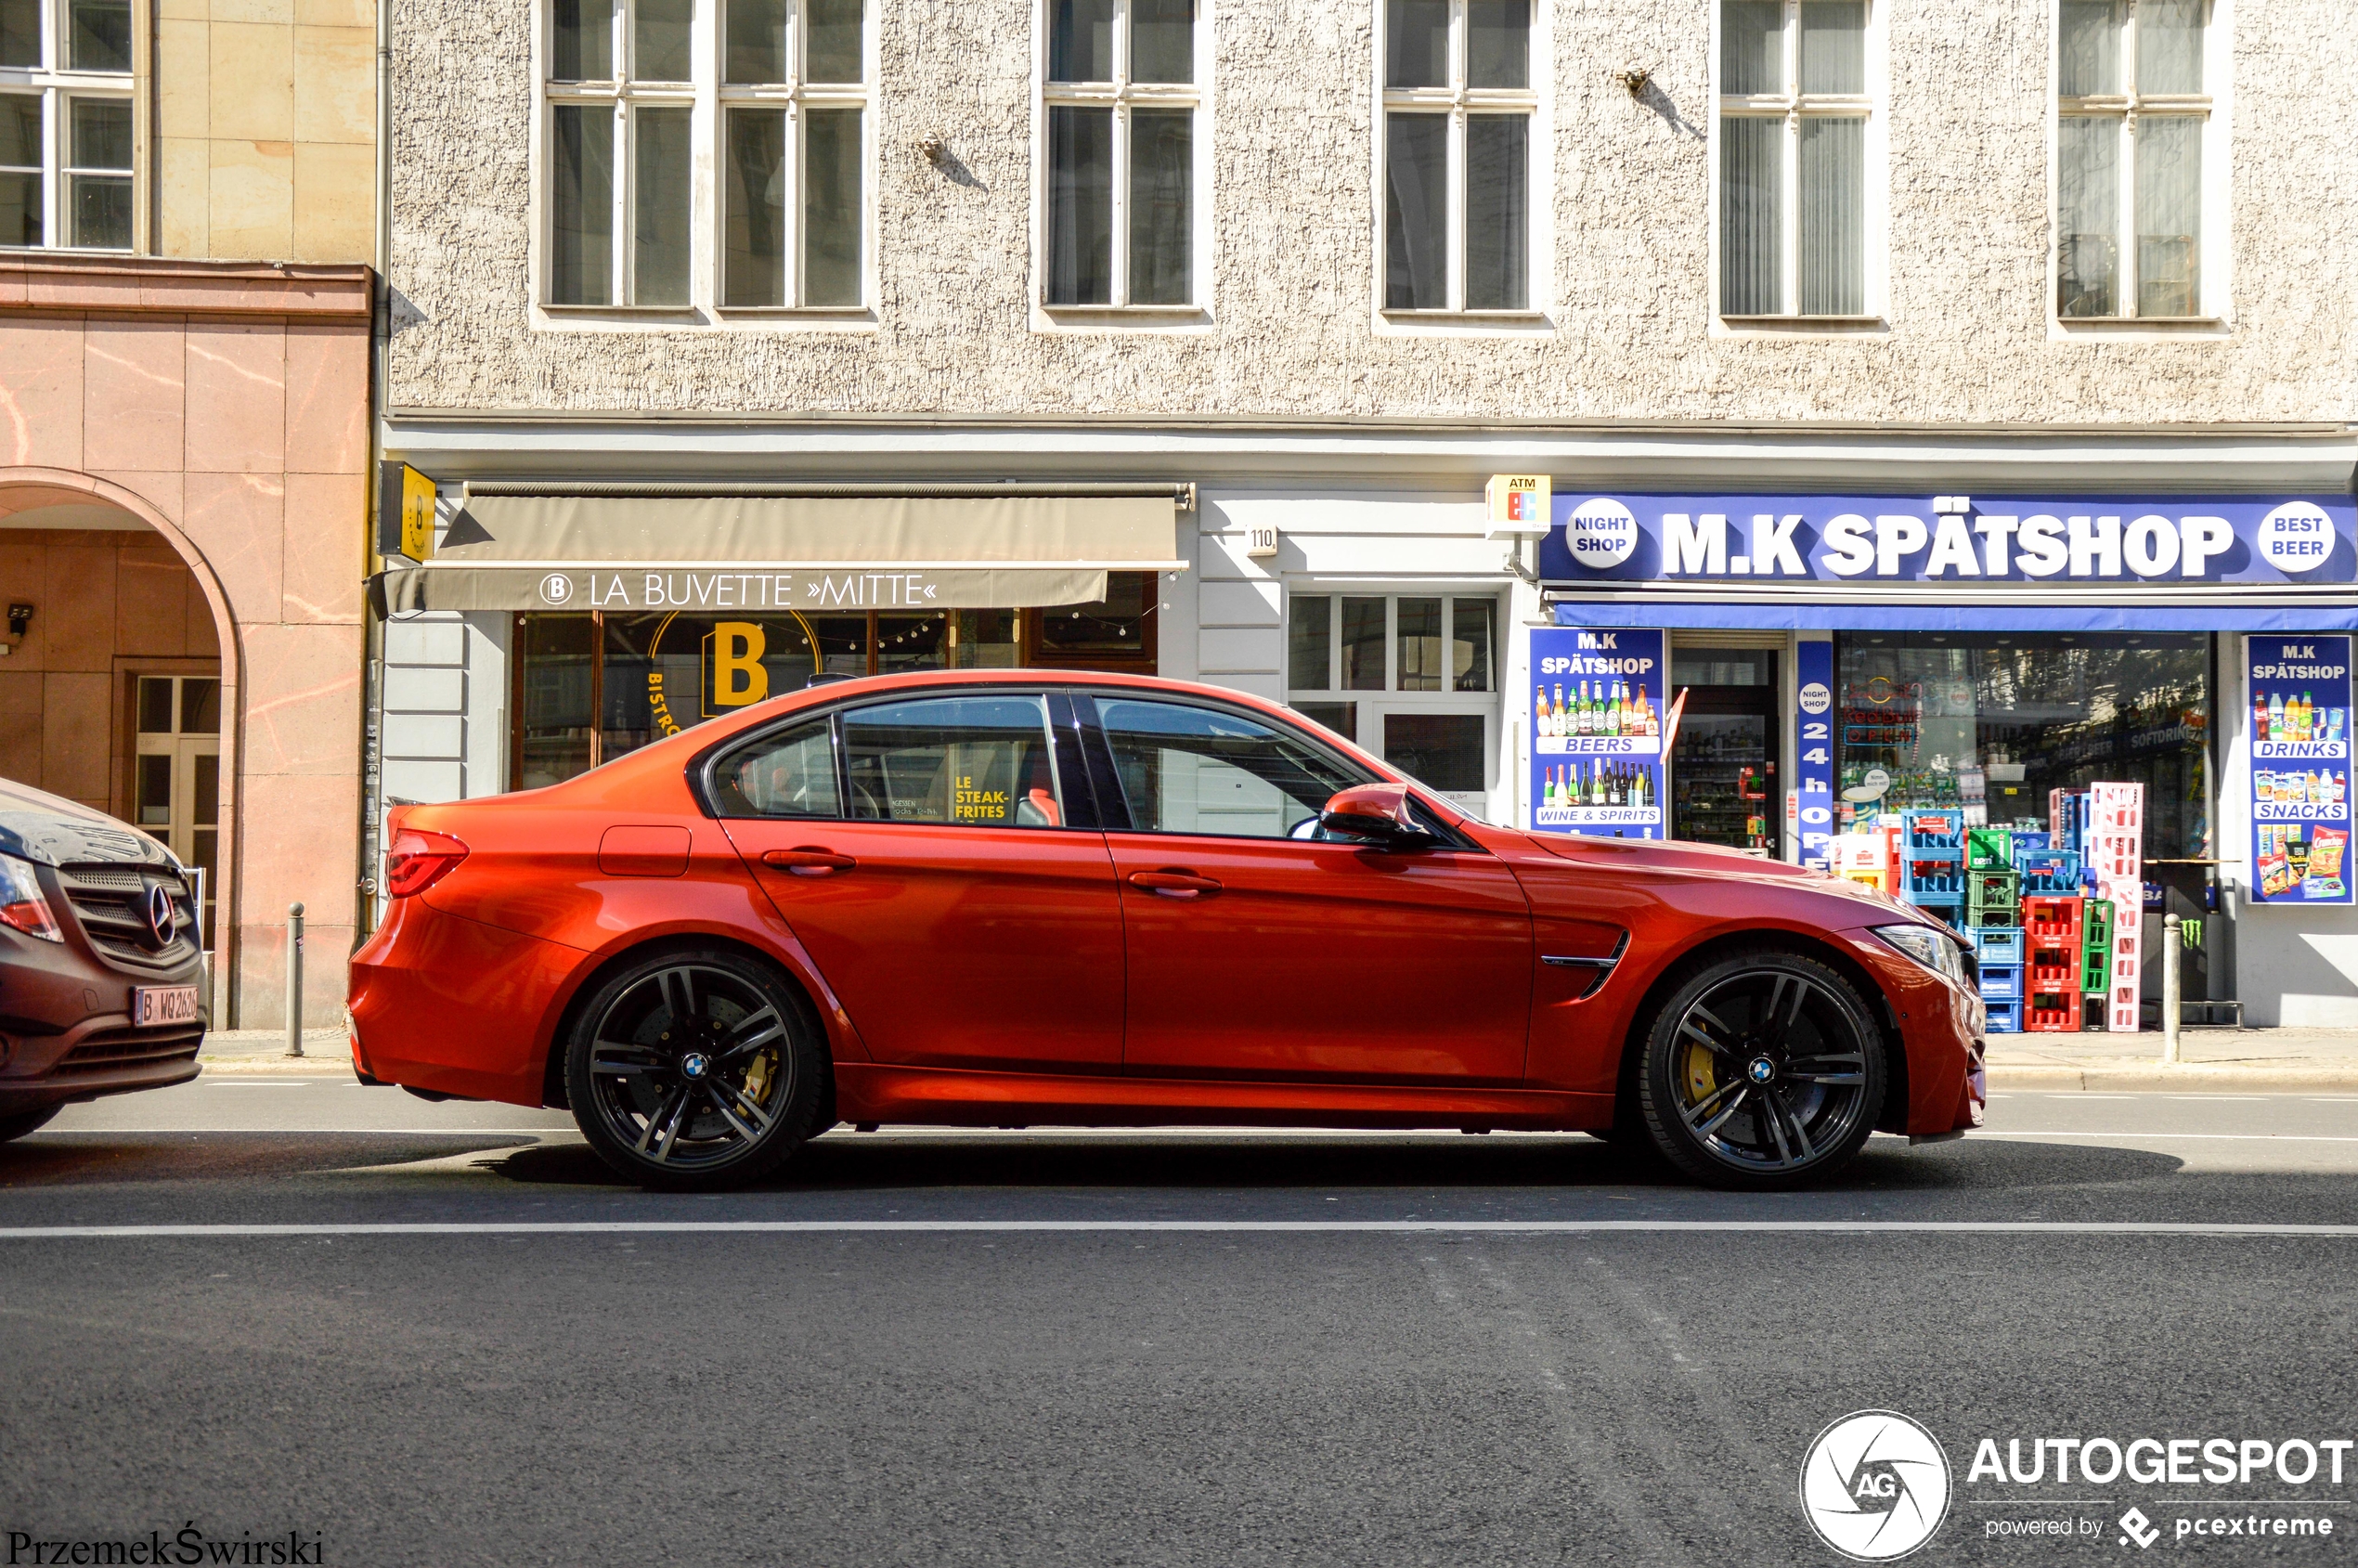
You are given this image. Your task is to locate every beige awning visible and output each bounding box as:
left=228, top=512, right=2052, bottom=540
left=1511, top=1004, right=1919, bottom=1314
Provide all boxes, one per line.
left=379, top=491, right=1185, bottom=613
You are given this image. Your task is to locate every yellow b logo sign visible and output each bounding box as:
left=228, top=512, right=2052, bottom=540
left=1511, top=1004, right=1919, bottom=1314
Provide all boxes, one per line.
left=706, top=621, right=769, bottom=712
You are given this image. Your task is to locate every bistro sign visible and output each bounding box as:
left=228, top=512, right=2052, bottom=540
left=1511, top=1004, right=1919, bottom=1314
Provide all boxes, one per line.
left=1540, top=495, right=2356, bottom=586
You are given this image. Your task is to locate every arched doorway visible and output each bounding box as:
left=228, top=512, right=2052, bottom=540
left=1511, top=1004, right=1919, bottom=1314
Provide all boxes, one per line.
left=0, top=473, right=242, bottom=1015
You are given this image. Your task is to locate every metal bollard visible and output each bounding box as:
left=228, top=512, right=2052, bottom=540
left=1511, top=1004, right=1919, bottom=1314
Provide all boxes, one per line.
left=286, top=901, right=305, bottom=1058
left=2160, top=911, right=2181, bottom=1065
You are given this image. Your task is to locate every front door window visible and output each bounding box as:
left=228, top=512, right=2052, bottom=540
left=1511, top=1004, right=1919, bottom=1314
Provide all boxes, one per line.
left=133, top=675, right=220, bottom=940
left=1093, top=696, right=1364, bottom=837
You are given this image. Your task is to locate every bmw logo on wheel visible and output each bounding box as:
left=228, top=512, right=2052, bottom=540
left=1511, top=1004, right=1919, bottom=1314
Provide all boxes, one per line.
left=680, top=1053, right=710, bottom=1080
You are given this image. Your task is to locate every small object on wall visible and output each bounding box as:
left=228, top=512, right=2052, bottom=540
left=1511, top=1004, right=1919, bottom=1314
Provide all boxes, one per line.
left=1613, top=66, right=1652, bottom=97
left=1245, top=525, right=1278, bottom=559
left=0, top=602, right=31, bottom=656
left=919, top=134, right=951, bottom=169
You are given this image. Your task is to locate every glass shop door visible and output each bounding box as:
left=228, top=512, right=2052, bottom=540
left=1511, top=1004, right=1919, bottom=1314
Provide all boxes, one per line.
left=1670, top=686, right=1781, bottom=855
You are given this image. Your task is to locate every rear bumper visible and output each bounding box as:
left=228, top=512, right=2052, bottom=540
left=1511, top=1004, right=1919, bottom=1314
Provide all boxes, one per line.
left=347, top=895, right=585, bottom=1108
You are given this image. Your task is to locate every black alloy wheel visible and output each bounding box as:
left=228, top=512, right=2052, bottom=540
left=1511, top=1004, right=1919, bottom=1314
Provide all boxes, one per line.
left=1636, top=949, right=1886, bottom=1189
left=564, top=951, right=826, bottom=1190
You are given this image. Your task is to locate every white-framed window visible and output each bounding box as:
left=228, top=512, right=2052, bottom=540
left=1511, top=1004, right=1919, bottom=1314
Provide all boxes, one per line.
left=721, top=0, right=866, bottom=308
left=0, top=0, right=134, bottom=252
left=2056, top=0, right=2214, bottom=320
left=1717, top=0, right=1875, bottom=319
left=1379, top=0, right=1536, bottom=314
left=1041, top=0, right=1199, bottom=309
left=539, top=0, right=870, bottom=313
left=1286, top=590, right=1500, bottom=813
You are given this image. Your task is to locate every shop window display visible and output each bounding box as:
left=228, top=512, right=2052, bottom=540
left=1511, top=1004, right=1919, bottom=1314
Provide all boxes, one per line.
left=1834, top=631, right=2209, bottom=861
left=509, top=577, right=1150, bottom=788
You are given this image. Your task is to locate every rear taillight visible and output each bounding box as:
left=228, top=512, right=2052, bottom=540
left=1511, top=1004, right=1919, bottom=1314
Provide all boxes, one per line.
left=0, top=852, right=61, bottom=942
left=384, top=829, right=470, bottom=898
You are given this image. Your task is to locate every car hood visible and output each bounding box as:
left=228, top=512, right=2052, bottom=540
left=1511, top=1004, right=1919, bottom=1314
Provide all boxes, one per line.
left=1518, top=829, right=1935, bottom=923
left=0, top=775, right=175, bottom=868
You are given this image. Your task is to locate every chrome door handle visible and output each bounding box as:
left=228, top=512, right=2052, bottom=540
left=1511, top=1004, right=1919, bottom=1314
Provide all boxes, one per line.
left=1127, top=869, right=1221, bottom=899
left=762, top=848, right=857, bottom=876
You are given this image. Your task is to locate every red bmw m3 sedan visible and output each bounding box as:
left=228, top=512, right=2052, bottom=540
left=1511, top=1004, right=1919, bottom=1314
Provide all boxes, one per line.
left=348, top=670, right=1985, bottom=1190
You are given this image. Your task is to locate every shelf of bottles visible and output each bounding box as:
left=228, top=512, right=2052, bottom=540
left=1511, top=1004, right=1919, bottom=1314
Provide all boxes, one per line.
left=1532, top=678, right=1658, bottom=755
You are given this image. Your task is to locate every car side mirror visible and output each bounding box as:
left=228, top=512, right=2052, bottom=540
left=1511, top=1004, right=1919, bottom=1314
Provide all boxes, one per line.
left=1317, top=783, right=1437, bottom=849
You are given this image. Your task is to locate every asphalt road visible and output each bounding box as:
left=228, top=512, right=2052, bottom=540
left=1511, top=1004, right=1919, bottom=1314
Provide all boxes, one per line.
left=3, top=1084, right=2356, bottom=1566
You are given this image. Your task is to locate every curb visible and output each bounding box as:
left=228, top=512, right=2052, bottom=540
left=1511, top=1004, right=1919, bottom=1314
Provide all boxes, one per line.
left=197, top=1055, right=356, bottom=1077
left=1989, top=1064, right=2358, bottom=1093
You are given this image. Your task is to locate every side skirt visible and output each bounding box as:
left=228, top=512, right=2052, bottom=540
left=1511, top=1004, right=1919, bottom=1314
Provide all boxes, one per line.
left=833, top=1063, right=1613, bottom=1133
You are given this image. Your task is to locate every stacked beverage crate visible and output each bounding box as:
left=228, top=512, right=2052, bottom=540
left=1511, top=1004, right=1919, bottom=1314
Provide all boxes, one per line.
left=1900, top=810, right=1965, bottom=923
left=2021, top=894, right=2084, bottom=1031
left=1976, top=927, right=2026, bottom=1033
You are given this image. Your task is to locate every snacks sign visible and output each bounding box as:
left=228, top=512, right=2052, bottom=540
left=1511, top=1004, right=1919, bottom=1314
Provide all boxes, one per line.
left=2248, top=635, right=2353, bottom=905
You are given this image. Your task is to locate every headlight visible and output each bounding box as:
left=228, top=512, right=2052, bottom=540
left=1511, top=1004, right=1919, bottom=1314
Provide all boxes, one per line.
left=1873, top=923, right=1963, bottom=985
left=0, top=852, right=62, bottom=942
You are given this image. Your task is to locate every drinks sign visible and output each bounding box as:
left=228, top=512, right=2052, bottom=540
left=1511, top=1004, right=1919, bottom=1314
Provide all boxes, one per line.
left=2248, top=634, right=2353, bottom=905
left=1529, top=627, right=1665, bottom=838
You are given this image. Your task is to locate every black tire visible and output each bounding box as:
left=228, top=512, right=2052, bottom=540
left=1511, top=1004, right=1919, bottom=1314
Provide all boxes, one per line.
left=564, top=949, right=828, bottom=1191
left=0, top=1104, right=61, bottom=1143
left=1635, top=947, right=1886, bottom=1190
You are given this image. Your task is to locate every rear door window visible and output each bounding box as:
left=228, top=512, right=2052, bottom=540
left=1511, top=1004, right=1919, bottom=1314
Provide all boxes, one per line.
left=842, top=694, right=1069, bottom=828
left=711, top=717, right=841, bottom=818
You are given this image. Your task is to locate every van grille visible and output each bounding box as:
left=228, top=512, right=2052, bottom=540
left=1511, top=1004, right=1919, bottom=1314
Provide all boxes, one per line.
left=53, top=862, right=201, bottom=971
left=57, top=1025, right=204, bottom=1074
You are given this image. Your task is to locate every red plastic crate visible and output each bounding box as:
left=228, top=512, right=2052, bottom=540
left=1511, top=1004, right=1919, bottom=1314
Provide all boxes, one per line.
left=2022, top=895, right=2085, bottom=944
left=2028, top=945, right=2081, bottom=988
left=2027, top=988, right=2083, bottom=1032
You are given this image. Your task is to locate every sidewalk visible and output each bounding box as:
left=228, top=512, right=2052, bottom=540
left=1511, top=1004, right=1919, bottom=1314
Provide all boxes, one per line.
left=199, top=1025, right=2358, bottom=1091
left=1986, top=1027, right=2358, bottom=1091
left=199, top=1029, right=355, bottom=1076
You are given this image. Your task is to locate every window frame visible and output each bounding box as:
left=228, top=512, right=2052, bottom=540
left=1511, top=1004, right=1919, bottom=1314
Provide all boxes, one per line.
left=1711, top=0, right=1885, bottom=328
left=2051, top=0, right=2226, bottom=329
left=1282, top=590, right=1502, bottom=814
left=717, top=0, right=873, bottom=313
left=1035, top=0, right=1209, bottom=320
left=1374, top=0, right=1544, bottom=322
left=0, top=0, right=136, bottom=254
left=535, top=0, right=878, bottom=322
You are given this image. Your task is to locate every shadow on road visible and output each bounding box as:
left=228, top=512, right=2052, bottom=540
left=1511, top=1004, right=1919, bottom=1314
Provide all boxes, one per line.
left=462, top=1130, right=2189, bottom=1196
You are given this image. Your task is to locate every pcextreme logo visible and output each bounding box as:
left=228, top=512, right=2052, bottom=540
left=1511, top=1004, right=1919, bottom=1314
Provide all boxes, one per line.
left=1800, top=1410, right=1954, bottom=1562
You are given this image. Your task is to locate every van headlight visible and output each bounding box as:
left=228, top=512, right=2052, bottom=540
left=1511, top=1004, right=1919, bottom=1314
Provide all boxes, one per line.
left=1873, top=923, right=1964, bottom=985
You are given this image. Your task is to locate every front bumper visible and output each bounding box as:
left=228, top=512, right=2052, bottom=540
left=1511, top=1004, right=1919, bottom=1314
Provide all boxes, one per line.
left=0, top=1011, right=204, bottom=1108
left=1842, top=925, right=1987, bottom=1136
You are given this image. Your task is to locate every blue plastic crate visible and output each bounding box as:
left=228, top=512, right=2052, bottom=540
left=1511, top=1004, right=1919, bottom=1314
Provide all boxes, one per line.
left=2056, top=794, right=2092, bottom=856
left=1904, top=864, right=1964, bottom=901
left=1978, top=966, right=2022, bottom=1002
left=1974, top=927, right=2026, bottom=965
left=2019, top=849, right=2083, bottom=895
left=2009, top=829, right=2052, bottom=855
left=1903, top=810, right=1964, bottom=857
left=1984, top=1001, right=2024, bottom=1034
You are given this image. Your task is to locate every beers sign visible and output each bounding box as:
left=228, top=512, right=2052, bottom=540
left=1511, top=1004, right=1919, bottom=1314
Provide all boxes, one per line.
left=1527, top=627, right=1665, bottom=839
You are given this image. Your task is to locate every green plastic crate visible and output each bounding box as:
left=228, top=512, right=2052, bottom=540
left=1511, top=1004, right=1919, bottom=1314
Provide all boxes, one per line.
left=1967, top=868, right=2020, bottom=912
left=1965, top=828, right=2015, bottom=871
left=2082, top=898, right=2115, bottom=954
left=2082, top=945, right=2112, bottom=994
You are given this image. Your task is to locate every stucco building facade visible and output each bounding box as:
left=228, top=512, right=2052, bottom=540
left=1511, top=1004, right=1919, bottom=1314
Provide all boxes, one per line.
left=380, top=0, right=2358, bottom=1024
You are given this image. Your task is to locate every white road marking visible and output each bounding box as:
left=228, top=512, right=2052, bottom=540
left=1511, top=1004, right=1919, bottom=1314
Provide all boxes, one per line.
left=0, top=1220, right=2356, bottom=1238
left=29, top=1128, right=572, bottom=1136
left=1970, top=1132, right=2358, bottom=1142
left=202, top=1082, right=315, bottom=1088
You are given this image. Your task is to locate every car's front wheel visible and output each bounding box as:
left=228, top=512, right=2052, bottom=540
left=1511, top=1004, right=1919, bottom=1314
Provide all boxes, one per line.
left=0, top=1104, right=60, bottom=1143
left=564, top=950, right=828, bottom=1190
left=1635, top=948, right=1886, bottom=1189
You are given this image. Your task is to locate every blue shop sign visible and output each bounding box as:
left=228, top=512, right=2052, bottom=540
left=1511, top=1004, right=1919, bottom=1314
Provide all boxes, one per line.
left=1539, top=494, right=2355, bottom=586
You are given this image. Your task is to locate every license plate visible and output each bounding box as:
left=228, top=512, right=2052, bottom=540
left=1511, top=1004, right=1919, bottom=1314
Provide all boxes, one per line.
left=132, top=986, right=200, bottom=1029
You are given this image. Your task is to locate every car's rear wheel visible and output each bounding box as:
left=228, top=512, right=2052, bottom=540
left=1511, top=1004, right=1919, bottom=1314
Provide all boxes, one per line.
left=564, top=950, right=827, bottom=1190
left=1635, top=948, right=1885, bottom=1190
left=0, top=1104, right=60, bottom=1143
